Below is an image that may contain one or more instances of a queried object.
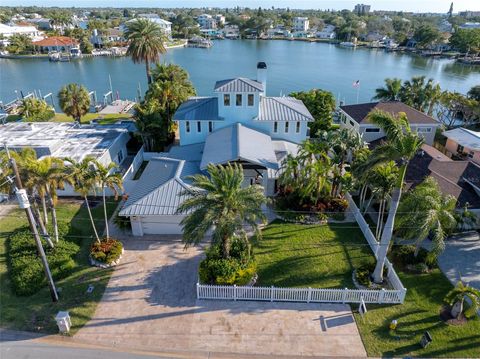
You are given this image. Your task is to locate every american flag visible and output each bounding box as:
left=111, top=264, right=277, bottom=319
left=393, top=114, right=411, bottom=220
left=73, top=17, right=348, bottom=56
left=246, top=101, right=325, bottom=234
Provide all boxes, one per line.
left=352, top=80, right=360, bottom=88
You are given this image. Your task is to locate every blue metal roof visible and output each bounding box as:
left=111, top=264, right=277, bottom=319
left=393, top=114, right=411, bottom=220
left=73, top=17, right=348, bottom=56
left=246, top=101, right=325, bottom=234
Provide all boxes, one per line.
left=174, top=97, right=219, bottom=122
left=214, top=78, right=264, bottom=92
left=258, top=97, right=314, bottom=122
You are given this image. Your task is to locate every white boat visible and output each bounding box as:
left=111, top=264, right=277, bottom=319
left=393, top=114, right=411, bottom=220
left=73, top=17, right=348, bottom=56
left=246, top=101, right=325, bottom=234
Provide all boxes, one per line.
left=340, top=41, right=357, bottom=47
left=70, top=46, right=82, bottom=58
left=187, top=37, right=213, bottom=48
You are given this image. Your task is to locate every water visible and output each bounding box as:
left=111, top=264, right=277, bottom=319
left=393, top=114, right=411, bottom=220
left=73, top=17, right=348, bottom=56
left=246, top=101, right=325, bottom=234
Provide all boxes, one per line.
left=1, top=40, right=479, bottom=108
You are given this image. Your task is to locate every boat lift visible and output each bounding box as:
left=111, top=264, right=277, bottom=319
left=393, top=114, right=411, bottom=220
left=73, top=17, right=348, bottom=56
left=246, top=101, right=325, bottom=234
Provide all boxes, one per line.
left=103, top=91, right=113, bottom=106
left=42, top=92, right=55, bottom=111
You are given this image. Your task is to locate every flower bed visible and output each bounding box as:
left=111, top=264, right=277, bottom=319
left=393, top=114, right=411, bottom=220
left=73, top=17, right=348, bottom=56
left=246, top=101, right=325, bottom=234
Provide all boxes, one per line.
left=89, top=238, right=124, bottom=268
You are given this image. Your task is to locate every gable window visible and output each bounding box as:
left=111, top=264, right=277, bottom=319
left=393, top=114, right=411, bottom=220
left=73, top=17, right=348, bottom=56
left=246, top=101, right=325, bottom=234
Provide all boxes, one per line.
left=208, top=121, right=213, bottom=132
left=273, top=121, right=278, bottom=133
left=224, top=94, right=230, bottom=106
left=285, top=121, right=289, bottom=133
left=248, top=94, right=254, bottom=106
left=186, top=121, right=190, bottom=133
left=457, top=144, right=464, bottom=153
left=236, top=94, right=242, bottom=106
left=197, top=121, right=201, bottom=132
left=296, top=121, right=301, bottom=133
left=417, top=127, right=432, bottom=133
left=349, top=120, right=355, bottom=127
left=365, top=128, right=380, bottom=132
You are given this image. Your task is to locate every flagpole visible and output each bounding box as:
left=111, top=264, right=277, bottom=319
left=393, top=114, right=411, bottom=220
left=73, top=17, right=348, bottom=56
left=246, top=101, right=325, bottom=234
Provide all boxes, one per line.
left=356, top=85, right=360, bottom=104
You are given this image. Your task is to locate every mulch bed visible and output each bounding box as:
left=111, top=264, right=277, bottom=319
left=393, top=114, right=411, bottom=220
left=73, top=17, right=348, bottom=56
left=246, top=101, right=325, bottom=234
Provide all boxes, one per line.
left=440, top=305, right=468, bottom=326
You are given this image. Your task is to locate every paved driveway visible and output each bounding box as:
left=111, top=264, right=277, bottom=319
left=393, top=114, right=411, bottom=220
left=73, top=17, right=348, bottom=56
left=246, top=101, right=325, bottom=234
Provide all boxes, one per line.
left=75, top=238, right=366, bottom=357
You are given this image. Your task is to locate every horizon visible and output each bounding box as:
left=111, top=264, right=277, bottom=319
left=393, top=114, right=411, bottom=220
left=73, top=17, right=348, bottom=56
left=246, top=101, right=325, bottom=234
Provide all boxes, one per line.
left=2, top=0, right=480, bottom=13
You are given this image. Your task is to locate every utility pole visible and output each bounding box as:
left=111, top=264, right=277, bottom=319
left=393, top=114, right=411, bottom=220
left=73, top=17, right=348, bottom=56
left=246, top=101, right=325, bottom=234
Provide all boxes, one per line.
left=4, top=145, right=58, bottom=302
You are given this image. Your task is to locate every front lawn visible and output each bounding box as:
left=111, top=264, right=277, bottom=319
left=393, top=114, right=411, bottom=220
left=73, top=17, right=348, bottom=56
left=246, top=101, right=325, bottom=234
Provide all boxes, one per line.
left=254, top=220, right=375, bottom=288
left=354, top=270, right=480, bottom=358
left=52, top=113, right=132, bottom=124
left=0, top=199, right=118, bottom=334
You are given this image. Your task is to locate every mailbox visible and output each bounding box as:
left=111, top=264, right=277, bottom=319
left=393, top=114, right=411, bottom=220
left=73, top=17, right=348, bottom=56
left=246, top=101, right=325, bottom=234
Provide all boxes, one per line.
left=55, top=311, right=72, bottom=334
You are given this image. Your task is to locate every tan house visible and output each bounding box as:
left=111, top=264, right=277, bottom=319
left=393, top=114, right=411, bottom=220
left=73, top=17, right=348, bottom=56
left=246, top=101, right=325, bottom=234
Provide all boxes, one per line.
left=443, top=128, right=480, bottom=165
left=33, top=36, right=78, bottom=52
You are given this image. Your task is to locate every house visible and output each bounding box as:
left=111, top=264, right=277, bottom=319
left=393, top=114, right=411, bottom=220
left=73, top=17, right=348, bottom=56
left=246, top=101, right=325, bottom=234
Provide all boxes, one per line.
left=133, top=14, right=172, bottom=35
left=0, top=23, right=44, bottom=46
left=316, top=24, right=336, bottom=39
left=221, top=25, right=240, bottom=39
left=197, top=14, right=217, bottom=29
left=32, top=36, right=78, bottom=52
left=459, top=22, right=480, bottom=30
left=339, top=101, right=440, bottom=145
left=27, top=18, right=54, bottom=31
left=443, top=128, right=480, bottom=165
left=119, top=62, right=314, bottom=235
left=293, top=17, right=309, bottom=32
left=215, top=14, right=226, bottom=26
left=90, top=28, right=125, bottom=48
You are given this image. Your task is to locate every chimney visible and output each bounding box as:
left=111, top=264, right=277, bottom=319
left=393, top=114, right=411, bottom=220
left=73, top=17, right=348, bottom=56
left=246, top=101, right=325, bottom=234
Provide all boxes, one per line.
left=257, top=62, right=267, bottom=95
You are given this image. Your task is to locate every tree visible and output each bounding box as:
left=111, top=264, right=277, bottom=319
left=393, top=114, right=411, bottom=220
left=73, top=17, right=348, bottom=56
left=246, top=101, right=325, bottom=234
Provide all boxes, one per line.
left=48, top=10, right=72, bottom=34
left=396, top=177, right=456, bottom=261
left=413, top=24, right=441, bottom=48
left=6, top=33, right=33, bottom=54
left=124, top=18, right=167, bottom=84
left=444, top=281, right=480, bottom=319
left=58, top=83, right=91, bottom=123
left=65, top=156, right=101, bottom=243
left=356, top=109, right=424, bottom=283
left=18, top=97, right=54, bottom=122
left=467, top=85, right=480, bottom=102
left=177, top=163, right=267, bottom=259
left=400, top=76, right=440, bottom=114
left=289, top=89, right=336, bottom=135
left=95, top=162, right=123, bottom=240
left=373, top=78, right=402, bottom=101
left=436, top=91, right=478, bottom=129
left=449, top=28, right=480, bottom=55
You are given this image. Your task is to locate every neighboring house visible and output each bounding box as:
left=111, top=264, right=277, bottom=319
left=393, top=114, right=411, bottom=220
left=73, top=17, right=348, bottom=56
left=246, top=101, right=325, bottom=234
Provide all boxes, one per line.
left=27, top=18, right=53, bottom=30
left=339, top=101, right=440, bottom=145
left=221, top=25, right=240, bottom=39
left=197, top=14, right=217, bottom=29
left=32, top=36, right=78, bottom=52
left=459, top=22, right=480, bottom=29
left=214, top=14, right=225, bottom=26
left=443, top=128, right=480, bottom=165
left=119, top=62, right=314, bottom=235
left=362, top=31, right=387, bottom=42
left=0, top=23, right=44, bottom=46
left=293, top=17, right=309, bottom=32
left=406, top=144, right=480, bottom=211
left=316, top=24, right=336, bottom=39
left=90, top=28, right=125, bottom=48
left=134, top=14, right=172, bottom=35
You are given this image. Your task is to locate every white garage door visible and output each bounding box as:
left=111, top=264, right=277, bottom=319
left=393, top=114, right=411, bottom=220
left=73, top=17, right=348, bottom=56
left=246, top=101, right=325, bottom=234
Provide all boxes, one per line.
left=141, top=215, right=184, bottom=235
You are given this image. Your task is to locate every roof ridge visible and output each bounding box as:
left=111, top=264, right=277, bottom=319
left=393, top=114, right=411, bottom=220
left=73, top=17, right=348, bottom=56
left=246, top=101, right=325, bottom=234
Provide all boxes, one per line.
left=266, top=96, right=313, bottom=120
left=461, top=127, right=480, bottom=139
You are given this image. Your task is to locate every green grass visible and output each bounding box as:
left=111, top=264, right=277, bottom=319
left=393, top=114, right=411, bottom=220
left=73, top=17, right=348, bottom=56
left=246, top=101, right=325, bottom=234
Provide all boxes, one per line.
left=354, top=270, right=480, bottom=358
left=0, top=199, right=118, bottom=334
left=253, top=220, right=375, bottom=288
left=52, top=113, right=132, bottom=124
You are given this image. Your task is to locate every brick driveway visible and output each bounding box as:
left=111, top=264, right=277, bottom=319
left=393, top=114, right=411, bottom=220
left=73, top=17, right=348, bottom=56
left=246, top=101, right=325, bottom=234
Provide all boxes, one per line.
left=74, top=238, right=366, bottom=357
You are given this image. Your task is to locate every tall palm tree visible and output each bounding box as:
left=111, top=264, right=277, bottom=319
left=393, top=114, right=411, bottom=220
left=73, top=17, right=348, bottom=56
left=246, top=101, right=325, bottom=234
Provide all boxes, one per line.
left=373, top=78, right=402, bottom=101
left=400, top=76, right=441, bottom=114
left=125, top=18, right=167, bottom=84
left=396, top=177, right=456, bottom=261
left=357, top=109, right=424, bottom=283
left=177, top=163, right=267, bottom=259
left=65, top=156, right=101, bottom=243
left=95, top=162, right=123, bottom=239
left=58, top=83, right=91, bottom=123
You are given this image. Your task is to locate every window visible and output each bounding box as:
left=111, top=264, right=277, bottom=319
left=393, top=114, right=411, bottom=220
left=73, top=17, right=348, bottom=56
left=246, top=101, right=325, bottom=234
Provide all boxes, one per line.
left=236, top=94, right=242, bottom=106
left=197, top=121, right=201, bottom=132
left=365, top=128, right=380, bottom=132
left=186, top=121, right=190, bottom=133
left=208, top=121, right=213, bottom=132
left=273, top=121, right=278, bottom=133
left=248, top=94, right=254, bottom=106
left=223, top=94, right=230, bottom=106
left=296, top=121, right=301, bottom=133
left=457, top=144, right=465, bottom=153
left=117, top=150, right=124, bottom=163
left=417, top=127, right=432, bottom=133
left=468, top=151, right=474, bottom=159
left=285, top=121, right=289, bottom=133
left=349, top=120, right=355, bottom=127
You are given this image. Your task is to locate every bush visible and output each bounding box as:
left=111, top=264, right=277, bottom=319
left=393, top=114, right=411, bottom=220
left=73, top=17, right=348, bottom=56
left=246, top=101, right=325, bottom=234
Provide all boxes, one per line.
left=90, top=238, right=123, bottom=264
left=330, top=212, right=346, bottom=221
left=8, top=226, right=80, bottom=296
left=113, top=213, right=131, bottom=231
left=355, top=262, right=389, bottom=287
left=390, top=245, right=433, bottom=267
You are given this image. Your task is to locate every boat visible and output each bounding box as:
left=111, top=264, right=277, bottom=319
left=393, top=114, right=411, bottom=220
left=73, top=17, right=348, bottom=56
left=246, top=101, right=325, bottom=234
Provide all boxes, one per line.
left=339, top=41, right=357, bottom=47
left=187, top=36, right=213, bottom=48
left=70, top=46, right=82, bottom=59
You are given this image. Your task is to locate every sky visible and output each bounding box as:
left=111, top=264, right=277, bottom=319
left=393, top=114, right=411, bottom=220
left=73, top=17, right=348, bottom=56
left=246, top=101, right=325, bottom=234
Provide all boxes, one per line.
left=2, top=0, right=479, bottom=13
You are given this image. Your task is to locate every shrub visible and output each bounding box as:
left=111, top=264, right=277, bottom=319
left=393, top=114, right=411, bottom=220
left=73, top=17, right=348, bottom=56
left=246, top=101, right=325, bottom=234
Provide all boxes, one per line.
left=391, top=245, right=433, bottom=267
left=317, top=212, right=329, bottom=222
left=355, top=262, right=389, bottom=287
left=330, top=212, right=346, bottom=221
left=90, top=238, right=123, bottom=264
left=113, top=213, right=131, bottom=231
left=8, top=226, right=79, bottom=296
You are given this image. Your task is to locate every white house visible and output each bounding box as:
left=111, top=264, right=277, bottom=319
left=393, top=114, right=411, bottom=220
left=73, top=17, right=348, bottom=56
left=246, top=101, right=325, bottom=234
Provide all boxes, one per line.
left=316, top=24, right=336, bottom=39
left=215, top=14, right=226, bottom=26
left=293, top=17, right=309, bottom=32
left=134, top=14, right=172, bottom=35
left=339, top=101, right=440, bottom=145
left=197, top=14, right=217, bottom=29
left=443, top=128, right=480, bottom=165
left=119, top=62, right=314, bottom=235
left=221, top=25, right=240, bottom=39
left=0, top=23, right=44, bottom=46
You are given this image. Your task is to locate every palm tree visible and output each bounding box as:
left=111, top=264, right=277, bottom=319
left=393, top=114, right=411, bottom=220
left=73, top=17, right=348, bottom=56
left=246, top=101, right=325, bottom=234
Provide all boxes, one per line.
left=444, top=281, right=480, bottom=319
left=58, top=83, right=91, bottom=123
left=65, top=156, right=101, bottom=243
left=125, top=18, right=167, bottom=84
left=400, top=76, right=441, bottom=114
left=18, top=97, right=54, bottom=122
left=95, top=162, right=123, bottom=239
left=396, top=177, right=456, bottom=261
left=357, top=109, right=424, bottom=283
left=373, top=78, right=402, bottom=101
left=177, top=163, right=267, bottom=259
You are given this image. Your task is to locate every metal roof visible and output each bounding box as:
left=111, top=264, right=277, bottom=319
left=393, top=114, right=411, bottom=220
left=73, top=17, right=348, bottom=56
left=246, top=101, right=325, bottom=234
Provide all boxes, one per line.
left=214, top=78, right=264, bottom=92
left=258, top=97, right=314, bottom=122
left=119, top=157, right=197, bottom=216
left=200, top=123, right=279, bottom=170
left=174, top=97, right=219, bottom=122
left=443, top=128, right=480, bottom=150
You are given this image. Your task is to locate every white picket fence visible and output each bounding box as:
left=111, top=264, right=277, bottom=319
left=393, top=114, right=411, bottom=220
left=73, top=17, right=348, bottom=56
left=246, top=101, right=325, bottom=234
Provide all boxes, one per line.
left=196, top=193, right=407, bottom=305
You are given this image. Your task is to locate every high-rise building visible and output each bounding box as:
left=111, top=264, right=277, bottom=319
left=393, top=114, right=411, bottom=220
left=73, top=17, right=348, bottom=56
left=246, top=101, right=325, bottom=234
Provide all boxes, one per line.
left=354, top=4, right=371, bottom=15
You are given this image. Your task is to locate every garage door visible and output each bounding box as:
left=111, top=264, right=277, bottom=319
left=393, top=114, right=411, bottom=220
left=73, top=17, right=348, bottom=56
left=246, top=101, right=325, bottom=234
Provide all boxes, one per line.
left=141, top=215, right=185, bottom=235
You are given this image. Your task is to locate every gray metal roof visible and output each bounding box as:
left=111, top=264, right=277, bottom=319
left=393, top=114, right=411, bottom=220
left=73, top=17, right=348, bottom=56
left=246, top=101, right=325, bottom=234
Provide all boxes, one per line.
left=258, top=97, right=314, bottom=122
left=214, top=78, right=264, bottom=92
left=174, top=97, right=220, bottom=122
left=119, top=157, right=197, bottom=216
left=200, top=123, right=279, bottom=170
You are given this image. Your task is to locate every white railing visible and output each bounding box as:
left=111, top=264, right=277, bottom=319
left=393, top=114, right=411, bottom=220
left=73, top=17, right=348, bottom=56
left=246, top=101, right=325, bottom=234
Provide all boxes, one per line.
left=122, top=145, right=145, bottom=181
left=196, top=192, right=407, bottom=305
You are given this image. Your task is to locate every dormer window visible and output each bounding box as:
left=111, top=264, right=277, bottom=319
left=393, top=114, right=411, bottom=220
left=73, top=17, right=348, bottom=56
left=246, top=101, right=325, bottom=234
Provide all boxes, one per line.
left=224, top=94, right=230, bottom=106
left=248, top=94, right=254, bottom=106
left=236, top=94, right=242, bottom=106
